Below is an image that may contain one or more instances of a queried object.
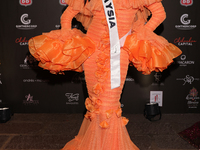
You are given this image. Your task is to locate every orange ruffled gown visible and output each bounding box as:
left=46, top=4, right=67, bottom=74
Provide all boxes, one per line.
left=28, top=0, right=182, bottom=149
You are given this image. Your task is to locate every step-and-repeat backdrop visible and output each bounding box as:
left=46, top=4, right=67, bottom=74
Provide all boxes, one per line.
left=0, top=0, right=199, bottom=113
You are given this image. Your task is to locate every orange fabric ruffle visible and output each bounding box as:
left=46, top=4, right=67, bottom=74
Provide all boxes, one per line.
left=42, top=28, right=84, bottom=41
left=86, top=0, right=162, bottom=12
left=28, top=29, right=95, bottom=74
left=85, top=96, right=128, bottom=129
left=123, top=30, right=182, bottom=74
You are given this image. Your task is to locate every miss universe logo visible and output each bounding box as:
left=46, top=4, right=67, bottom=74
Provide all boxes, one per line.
left=19, top=0, right=32, bottom=6
left=180, top=0, right=193, bottom=7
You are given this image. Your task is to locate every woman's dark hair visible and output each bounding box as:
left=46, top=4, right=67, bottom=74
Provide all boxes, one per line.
left=84, top=0, right=90, bottom=5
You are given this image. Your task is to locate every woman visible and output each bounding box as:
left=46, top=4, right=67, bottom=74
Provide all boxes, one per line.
left=28, top=0, right=182, bottom=149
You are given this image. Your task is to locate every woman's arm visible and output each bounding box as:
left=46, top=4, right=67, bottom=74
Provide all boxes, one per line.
left=145, top=2, right=166, bottom=31
left=60, top=6, right=80, bottom=29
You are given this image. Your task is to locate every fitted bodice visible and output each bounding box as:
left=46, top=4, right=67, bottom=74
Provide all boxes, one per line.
left=86, top=8, right=137, bottom=44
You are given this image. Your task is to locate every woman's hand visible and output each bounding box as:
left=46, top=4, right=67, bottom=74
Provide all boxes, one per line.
left=145, top=2, right=166, bottom=31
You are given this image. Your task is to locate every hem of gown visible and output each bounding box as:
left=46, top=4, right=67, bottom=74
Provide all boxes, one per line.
left=61, top=116, right=140, bottom=150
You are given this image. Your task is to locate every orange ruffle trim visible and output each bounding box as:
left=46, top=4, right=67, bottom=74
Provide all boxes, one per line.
left=85, top=0, right=162, bottom=12
left=85, top=97, right=129, bottom=129
left=28, top=29, right=95, bottom=74
left=65, top=0, right=162, bottom=10
left=123, top=33, right=182, bottom=75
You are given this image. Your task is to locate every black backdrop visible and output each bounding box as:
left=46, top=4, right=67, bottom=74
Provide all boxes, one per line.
left=0, top=0, right=199, bottom=113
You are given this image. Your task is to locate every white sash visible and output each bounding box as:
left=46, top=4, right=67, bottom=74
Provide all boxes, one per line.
left=102, top=0, right=131, bottom=89
left=102, top=0, right=120, bottom=89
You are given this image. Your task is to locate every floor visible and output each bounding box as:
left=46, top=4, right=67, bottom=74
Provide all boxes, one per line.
left=0, top=113, right=199, bottom=150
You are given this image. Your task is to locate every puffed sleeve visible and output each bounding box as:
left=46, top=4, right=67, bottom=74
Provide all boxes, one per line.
left=28, top=0, right=95, bottom=74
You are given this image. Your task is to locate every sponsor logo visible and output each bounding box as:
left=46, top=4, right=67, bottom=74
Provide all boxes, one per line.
left=23, top=94, right=39, bottom=105
left=15, top=37, right=29, bottom=46
left=71, top=73, right=85, bottom=83
left=174, top=37, right=196, bottom=46
left=20, top=54, right=38, bottom=69
left=16, top=13, right=37, bottom=30
left=186, top=87, right=199, bottom=108
left=150, top=91, right=163, bottom=106
left=154, top=72, right=162, bottom=82
left=177, top=55, right=195, bottom=67
left=55, top=25, right=61, bottom=29
left=177, top=75, right=199, bottom=85
left=19, top=0, right=32, bottom=6
left=187, top=88, right=199, bottom=100
left=125, top=77, right=134, bottom=81
left=59, top=0, right=67, bottom=5
left=180, top=0, right=193, bottom=7
left=23, top=79, right=49, bottom=83
left=175, top=14, right=196, bottom=30
left=65, top=93, right=79, bottom=105
left=152, top=72, right=164, bottom=86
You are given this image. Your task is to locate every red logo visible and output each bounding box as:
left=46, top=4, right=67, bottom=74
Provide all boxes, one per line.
left=190, top=88, right=198, bottom=99
left=180, top=0, right=193, bottom=7
left=19, top=0, right=32, bottom=6
left=174, top=37, right=196, bottom=46
left=59, top=0, right=67, bottom=5
left=15, top=37, right=29, bottom=46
